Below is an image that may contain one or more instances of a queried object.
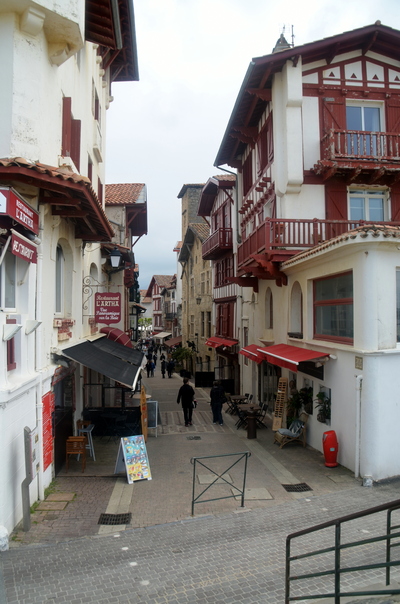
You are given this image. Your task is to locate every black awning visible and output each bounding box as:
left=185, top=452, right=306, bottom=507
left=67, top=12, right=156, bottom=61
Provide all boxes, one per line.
left=62, top=339, right=145, bottom=389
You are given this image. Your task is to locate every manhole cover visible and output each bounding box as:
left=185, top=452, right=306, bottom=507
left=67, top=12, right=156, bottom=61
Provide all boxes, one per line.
left=282, top=483, right=312, bottom=493
left=187, top=436, right=201, bottom=440
left=98, top=513, right=132, bottom=525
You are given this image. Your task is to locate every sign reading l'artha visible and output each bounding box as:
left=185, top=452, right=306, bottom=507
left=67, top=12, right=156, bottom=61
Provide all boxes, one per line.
left=94, top=292, right=121, bottom=324
left=0, top=187, right=39, bottom=234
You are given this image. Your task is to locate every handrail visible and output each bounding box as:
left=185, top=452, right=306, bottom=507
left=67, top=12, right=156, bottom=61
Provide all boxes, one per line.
left=286, top=498, right=400, bottom=603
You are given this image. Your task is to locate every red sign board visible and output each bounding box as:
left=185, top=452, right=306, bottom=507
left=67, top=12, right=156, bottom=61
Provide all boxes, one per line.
left=11, top=232, right=37, bottom=263
left=95, top=292, right=121, bottom=324
left=0, top=187, right=39, bottom=234
left=42, top=391, right=55, bottom=471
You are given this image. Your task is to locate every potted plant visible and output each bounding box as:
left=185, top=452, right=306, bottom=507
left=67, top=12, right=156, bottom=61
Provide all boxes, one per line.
left=315, top=391, right=331, bottom=424
left=299, top=386, right=313, bottom=415
left=286, top=390, right=303, bottom=426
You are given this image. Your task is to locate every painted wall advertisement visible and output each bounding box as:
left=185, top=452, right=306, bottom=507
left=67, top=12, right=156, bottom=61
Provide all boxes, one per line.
left=114, top=435, right=152, bottom=484
left=94, top=292, right=121, bottom=324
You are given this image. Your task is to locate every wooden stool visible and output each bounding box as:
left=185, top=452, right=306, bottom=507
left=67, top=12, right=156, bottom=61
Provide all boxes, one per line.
left=66, top=436, right=86, bottom=472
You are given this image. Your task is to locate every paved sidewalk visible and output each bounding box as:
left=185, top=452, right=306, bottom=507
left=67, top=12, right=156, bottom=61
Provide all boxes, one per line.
left=10, top=370, right=362, bottom=546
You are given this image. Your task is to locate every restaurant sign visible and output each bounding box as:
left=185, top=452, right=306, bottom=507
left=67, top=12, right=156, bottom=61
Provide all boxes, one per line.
left=0, top=187, right=39, bottom=235
left=11, top=232, right=37, bottom=263
left=94, top=292, right=121, bottom=324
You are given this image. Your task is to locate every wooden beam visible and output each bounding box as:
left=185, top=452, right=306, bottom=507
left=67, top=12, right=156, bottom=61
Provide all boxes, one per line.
left=44, top=197, right=82, bottom=206
left=245, top=88, right=272, bottom=102
left=369, top=166, right=386, bottom=184
left=362, top=30, right=378, bottom=55
left=347, top=166, right=362, bottom=183
left=52, top=208, right=88, bottom=217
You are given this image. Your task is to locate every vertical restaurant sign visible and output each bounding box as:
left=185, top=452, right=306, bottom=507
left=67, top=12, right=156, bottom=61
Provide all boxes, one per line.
left=94, top=292, right=121, bottom=324
left=42, top=392, right=55, bottom=471
left=0, top=187, right=39, bottom=235
left=11, top=232, right=37, bottom=263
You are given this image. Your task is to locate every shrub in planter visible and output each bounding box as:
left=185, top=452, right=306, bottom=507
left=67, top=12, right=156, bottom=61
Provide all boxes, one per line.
left=315, top=391, right=331, bottom=423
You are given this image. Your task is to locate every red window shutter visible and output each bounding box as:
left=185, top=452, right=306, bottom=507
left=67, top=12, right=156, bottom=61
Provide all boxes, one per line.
left=386, top=98, right=400, bottom=133
left=62, top=97, right=72, bottom=156
left=242, top=154, right=253, bottom=196
left=325, top=183, right=347, bottom=220
left=391, top=185, right=400, bottom=221
left=321, top=97, right=346, bottom=133
left=71, top=119, right=81, bottom=171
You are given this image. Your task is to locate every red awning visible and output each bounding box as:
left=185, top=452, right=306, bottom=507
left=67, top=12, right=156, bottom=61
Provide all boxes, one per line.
left=100, top=327, right=132, bottom=348
left=205, top=336, right=238, bottom=349
left=239, top=344, right=264, bottom=364
left=257, top=344, right=329, bottom=371
left=164, top=335, right=182, bottom=348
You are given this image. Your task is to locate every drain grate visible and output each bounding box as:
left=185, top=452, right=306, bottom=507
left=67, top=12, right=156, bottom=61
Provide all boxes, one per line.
left=282, top=483, right=312, bottom=493
left=98, top=513, right=132, bottom=525
left=187, top=436, right=201, bottom=440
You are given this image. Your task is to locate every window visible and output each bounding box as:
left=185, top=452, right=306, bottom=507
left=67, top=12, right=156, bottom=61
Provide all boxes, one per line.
left=190, top=277, right=194, bottom=298
left=242, top=153, right=253, bottom=196
left=206, top=312, right=211, bottom=338
left=314, top=272, right=353, bottom=343
left=349, top=189, right=388, bottom=222
left=201, top=312, right=205, bottom=337
left=257, top=113, right=273, bottom=175
left=190, top=314, right=194, bottom=335
left=346, top=102, right=383, bottom=157
left=290, top=282, right=303, bottom=337
left=55, top=245, right=64, bottom=314
left=0, top=250, right=16, bottom=309
left=6, top=318, right=16, bottom=371
left=201, top=272, right=205, bottom=294
left=265, top=288, right=273, bottom=329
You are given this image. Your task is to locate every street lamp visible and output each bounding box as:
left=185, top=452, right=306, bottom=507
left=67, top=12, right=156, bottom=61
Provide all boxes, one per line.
left=109, top=246, right=122, bottom=268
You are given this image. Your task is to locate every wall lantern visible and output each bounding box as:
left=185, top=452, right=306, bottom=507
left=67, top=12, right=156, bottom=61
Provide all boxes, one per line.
left=109, top=246, right=122, bottom=268
left=196, top=296, right=201, bottom=305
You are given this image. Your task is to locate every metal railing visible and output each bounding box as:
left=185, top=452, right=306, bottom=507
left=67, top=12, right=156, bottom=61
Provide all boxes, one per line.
left=286, top=498, right=400, bottom=603
left=190, top=451, right=250, bottom=516
left=325, top=129, right=400, bottom=162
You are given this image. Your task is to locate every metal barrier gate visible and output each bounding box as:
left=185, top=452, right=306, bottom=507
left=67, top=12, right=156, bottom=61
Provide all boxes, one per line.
left=190, top=451, right=251, bottom=516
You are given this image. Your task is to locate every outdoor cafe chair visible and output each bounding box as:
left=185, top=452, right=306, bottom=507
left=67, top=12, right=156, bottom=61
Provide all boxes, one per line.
left=66, top=436, right=86, bottom=472
left=274, top=413, right=308, bottom=449
left=255, top=402, right=269, bottom=429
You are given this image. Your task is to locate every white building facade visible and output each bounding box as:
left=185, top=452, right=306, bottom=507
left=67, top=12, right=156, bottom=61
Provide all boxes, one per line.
left=215, top=23, right=400, bottom=481
left=0, top=0, right=140, bottom=534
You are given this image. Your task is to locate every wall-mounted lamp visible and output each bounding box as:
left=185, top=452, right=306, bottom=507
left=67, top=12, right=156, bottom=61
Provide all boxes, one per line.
left=3, top=324, right=23, bottom=341
left=109, top=247, right=122, bottom=268
left=196, top=296, right=202, bottom=305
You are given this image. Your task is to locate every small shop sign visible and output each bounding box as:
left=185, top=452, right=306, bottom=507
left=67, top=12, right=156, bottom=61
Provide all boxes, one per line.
left=94, top=292, right=121, bottom=324
left=0, top=187, right=39, bottom=234
left=11, top=232, right=37, bottom=263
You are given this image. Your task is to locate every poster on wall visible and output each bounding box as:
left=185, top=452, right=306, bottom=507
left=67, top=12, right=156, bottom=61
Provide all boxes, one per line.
left=42, top=392, right=55, bottom=471
left=114, top=435, right=152, bottom=484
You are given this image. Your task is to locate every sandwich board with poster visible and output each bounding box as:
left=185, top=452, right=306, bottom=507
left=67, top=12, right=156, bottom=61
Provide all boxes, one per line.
left=114, top=434, right=152, bottom=484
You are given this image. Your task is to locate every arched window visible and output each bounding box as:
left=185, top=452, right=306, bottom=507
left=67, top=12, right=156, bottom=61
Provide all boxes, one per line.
left=265, top=288, right=273, bottom=329
left=290, top=281, right=303, bottom=337
left=55, top=245, right=64, bottom=314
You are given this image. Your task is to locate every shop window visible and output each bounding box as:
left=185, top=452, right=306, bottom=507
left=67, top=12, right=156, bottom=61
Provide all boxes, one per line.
left=314, top=272, right=353, bottom=343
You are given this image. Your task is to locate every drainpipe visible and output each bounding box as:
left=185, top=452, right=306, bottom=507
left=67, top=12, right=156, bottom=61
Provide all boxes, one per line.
left=354, top=375, right=363, bottom=479
left=35, top=206, right=45, bottom=501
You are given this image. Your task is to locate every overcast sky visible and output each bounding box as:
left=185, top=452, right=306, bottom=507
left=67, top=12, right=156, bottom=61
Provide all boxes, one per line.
left=105, top=0, right=400, bottom=291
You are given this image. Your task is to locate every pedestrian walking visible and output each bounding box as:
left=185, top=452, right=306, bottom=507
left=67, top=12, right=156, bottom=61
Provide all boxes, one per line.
left=167, top=359, right=174, bottom=378
left=210, top=380, right=226, bottom=426
left=150, top=360, right=155, bottom=377
left=177, top=377, right=195, bottom=427
left=161, top=359, right=166, bottom=378
left=153, top=353, right=157, bottom=366
left=146, top=359, right=152, bottom=378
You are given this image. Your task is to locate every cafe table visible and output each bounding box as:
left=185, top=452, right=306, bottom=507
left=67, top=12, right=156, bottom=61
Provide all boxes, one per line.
left=230, top=395, right=249, bottom=404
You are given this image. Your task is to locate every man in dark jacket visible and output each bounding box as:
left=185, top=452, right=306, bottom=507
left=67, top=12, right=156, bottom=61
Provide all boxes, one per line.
left=210, top=380, right=226, bottom=426
left=177, top=377, right=195, bottom=427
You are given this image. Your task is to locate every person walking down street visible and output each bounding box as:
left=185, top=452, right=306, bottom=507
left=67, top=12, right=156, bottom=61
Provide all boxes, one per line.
left=177, top=377, right=195, bottom=427
left=153, top=353, right=157, bottom=366
left=146, top=359, right=152, bottom=378
left=210, top=380, right=226, bottom=426
left=167, top=359, right=174, bottom=378
left=150, top=360, right=155, bottom=377
left=161, top=359, right=166, bottom=378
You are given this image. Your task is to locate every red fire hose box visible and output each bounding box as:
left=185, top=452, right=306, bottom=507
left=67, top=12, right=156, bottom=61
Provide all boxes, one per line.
left=323, top=430, right=338, bottom=467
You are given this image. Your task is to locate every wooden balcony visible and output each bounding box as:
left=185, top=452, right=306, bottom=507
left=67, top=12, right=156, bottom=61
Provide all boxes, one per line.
left=237, top=218, right=400, bottom=271
left=324, top=130, right=400, bottom=163
left=202, top=228, right=233, bottom=260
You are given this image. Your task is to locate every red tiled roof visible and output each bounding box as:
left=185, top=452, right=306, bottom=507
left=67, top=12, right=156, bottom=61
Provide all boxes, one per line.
left=189, top=223, right=210, bottom=241
left=0, top=157, right=113, bottom=240
left=105, top=183, right=145, bottom=205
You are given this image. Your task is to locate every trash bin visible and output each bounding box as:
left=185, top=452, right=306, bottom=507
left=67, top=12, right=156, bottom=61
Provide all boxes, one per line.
left=246, top=411, right=257, bottom=439
left=323, top=430, right=338, bottom=467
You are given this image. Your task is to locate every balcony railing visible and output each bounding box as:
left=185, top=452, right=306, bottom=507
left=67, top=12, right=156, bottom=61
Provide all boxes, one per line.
left=202, top=228, right=233, bottom=260
left=324, top=129, right=400, bottom=162
left=238, top=218, right=400, bottom=269
left=165, top=312, right=176, bottom=320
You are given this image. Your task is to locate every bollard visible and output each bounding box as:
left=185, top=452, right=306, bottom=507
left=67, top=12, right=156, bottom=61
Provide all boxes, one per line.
left=246, top=411, right=257, bottom=439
